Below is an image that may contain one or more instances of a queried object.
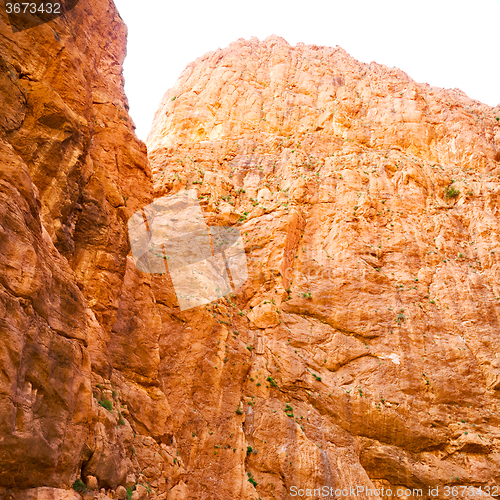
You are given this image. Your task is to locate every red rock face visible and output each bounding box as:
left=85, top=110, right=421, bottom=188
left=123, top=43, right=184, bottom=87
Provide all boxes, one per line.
left=0, top=0, right=176, bottom=497
left=147, top=35, right=500, bottom=497
left=2, top=6, right=500, bottom=500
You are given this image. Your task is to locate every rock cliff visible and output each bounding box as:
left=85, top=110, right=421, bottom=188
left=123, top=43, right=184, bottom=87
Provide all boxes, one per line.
left=1, top=3, right=500, bottom=500
left=147, top=35, right=500, bottom=497
left=0, top=1, right=179, bottom=499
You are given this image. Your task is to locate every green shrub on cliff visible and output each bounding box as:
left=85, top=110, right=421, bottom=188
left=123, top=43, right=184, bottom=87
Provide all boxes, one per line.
left=98, top=398, right=113, bottom=412
left=72, top=479, right=86, bottom=493
left=444, top=185, right=460, bottom=198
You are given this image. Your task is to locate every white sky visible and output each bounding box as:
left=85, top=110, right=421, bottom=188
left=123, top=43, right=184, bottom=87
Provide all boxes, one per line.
left=114, top=0, right=500, bottom=141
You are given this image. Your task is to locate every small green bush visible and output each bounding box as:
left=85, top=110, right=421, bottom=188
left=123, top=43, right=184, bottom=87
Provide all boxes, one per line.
left=72, top=479, right=86, bottom=494
left=247, top=472, right=258, bottom=487
left=235, top=407, right=243, bottom=415
left=444, top=185, right=460, bottom=199
left=98, top=399, right=113, bottom=412
left=266, top=376, right=278, bottom=388
left=396, top=310, right=406, bottom=325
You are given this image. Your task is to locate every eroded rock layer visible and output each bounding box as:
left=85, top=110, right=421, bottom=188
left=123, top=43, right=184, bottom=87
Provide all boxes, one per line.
left=0, top=2, right=182, bottom=499
left=146, top=35, right=500, bottom=498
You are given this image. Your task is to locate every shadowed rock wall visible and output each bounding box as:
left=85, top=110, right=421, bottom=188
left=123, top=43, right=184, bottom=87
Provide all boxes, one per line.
left=0, top=2, right=182, bottom=498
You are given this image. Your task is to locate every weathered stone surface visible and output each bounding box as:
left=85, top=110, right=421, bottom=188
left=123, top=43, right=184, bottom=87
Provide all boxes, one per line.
left=0, top=130, right=96, bottom=489
left=131, top=485, right=147, bottom=500
left=114, top=486, right=127, bottom=500
left=85, top=477, right=98, bottom=491
left=247, top=301, right=281, bottom=329
left=147, top=35, right=500, bottom=498
left=124, top=476, right=136, bottom=491
left=13, top=488, right=82, bottom=500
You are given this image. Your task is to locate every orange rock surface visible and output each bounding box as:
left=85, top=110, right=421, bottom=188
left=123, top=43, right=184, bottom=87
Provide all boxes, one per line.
left=147, top=35, right=500, bottom=498
left=0, top=1, right=175, bottom=498
left=1, top=4, right=500, bottom=499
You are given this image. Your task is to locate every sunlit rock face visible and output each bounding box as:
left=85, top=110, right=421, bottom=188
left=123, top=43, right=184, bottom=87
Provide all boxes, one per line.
left=147, top=35, right=500, bottom=498
left=2, top=4, right=500, bottom=498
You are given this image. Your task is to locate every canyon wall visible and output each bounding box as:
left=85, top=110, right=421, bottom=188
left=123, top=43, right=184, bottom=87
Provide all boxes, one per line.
left=147, top=35, right=500, bottom=498
left=0, top=2, right=182, bottom=499
left=1, top=2, right=500, bottom=499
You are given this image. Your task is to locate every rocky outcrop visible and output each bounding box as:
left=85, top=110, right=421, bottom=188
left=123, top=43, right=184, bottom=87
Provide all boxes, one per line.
left=2, top=4, right=500, bottom=499
left=147, top=35, right=500, bottom=497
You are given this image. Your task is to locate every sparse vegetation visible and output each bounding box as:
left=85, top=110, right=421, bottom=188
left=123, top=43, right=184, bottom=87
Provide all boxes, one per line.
left=98, top=399, right=112, bottom=412
left=72, top=479, right=86, bottom=494
left=396, top=309, right=406, bottom=325
left=247, top=472, right=258, bottom=487
left=444, top=185, right=460, bottom=199
left=267, top=376, right=278, bottom=388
